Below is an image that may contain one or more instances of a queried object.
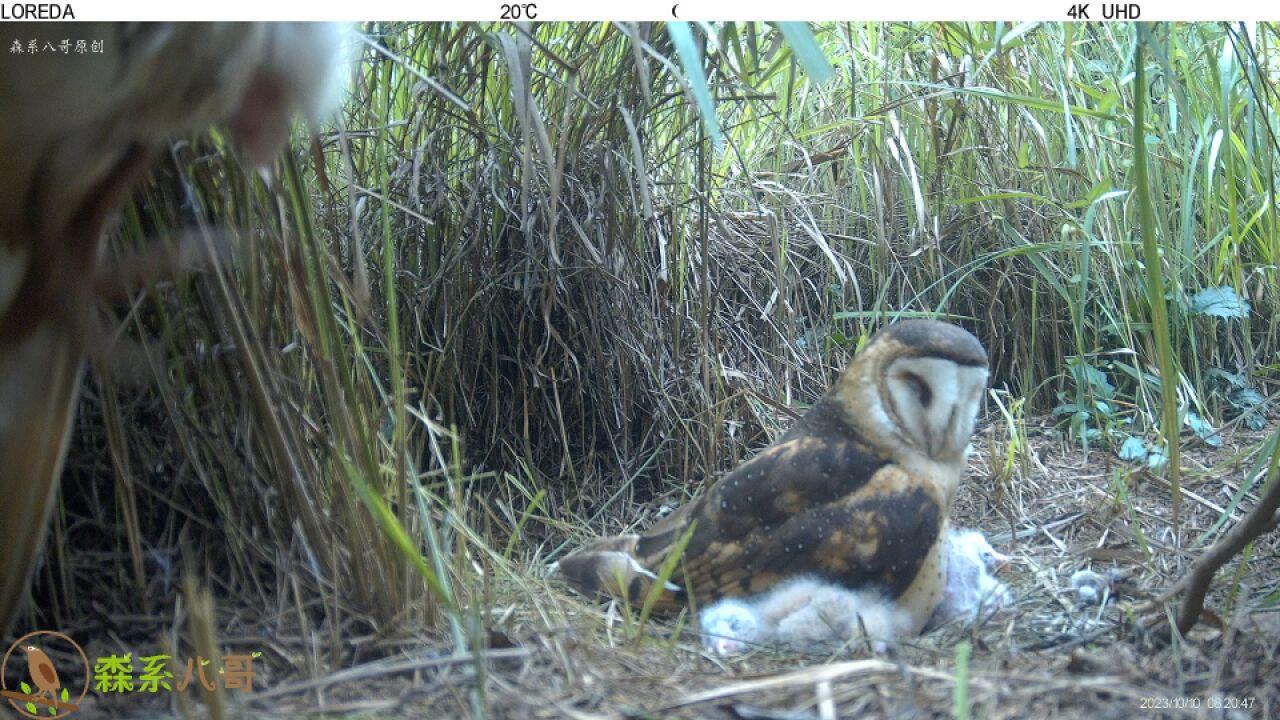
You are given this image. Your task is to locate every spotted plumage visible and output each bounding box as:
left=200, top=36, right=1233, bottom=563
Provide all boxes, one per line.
left=556, top=319, right=988, bottom=634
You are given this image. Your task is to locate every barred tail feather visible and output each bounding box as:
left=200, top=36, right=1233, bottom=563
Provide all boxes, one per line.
left=553, top=536, right=683, bottom=608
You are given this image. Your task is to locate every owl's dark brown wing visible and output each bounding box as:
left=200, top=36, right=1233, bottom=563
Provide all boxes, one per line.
left=636, top=396, right=885, bottom=556
left=559, top=462, right=946, bottom=615
left=654, top=463, right=945, bottom=608
left=628, top=398, right=938, bottom=603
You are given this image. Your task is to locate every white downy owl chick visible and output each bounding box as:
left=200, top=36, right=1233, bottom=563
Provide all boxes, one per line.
left=765, top=578, right=913, bottom=652
left=1069, top=569, right=1112, bottom=606
left=954, top=528, right=1010, bottom=573
left=699, top=598, right=762, bottom=655
left=925, top=528, right=1013, bottom=631
left=699, top=577, right=913, bottom=655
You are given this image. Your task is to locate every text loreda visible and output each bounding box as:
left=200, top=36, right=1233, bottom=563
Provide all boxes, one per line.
left=0, top=3, right=75, bottom=18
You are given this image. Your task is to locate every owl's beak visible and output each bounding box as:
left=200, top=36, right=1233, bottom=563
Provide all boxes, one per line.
left=990, top=551, right=1010, bottom=573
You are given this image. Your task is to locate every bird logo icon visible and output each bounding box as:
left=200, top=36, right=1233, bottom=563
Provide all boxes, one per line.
left=21, top=645, right=61, bottom=703
left=1, top=631, right=90, bottom=718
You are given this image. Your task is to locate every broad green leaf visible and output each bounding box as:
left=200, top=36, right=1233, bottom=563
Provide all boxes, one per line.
left=1206, top=367, right=1247, bottom=388
left=1190, top=286, right=1250, bottom=319
left=1228, top=386, right=1265, bottom=409
left=1069, top=360, right=1115, bottom=399
left=1052, top=403, right=1086, bottom=417
left=1185, top=411, right=1221, bottom=447
left=1147, top=448, right=1169, bottom=470
left=1119, top=435, right=1148, bottom=461
left=667, top=22, right=724, bottom=151
left=775, top=22, right=835, bottom=84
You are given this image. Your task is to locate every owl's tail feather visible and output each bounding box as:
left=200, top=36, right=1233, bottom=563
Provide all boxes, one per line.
left=551, top=535, right=684, bottom=609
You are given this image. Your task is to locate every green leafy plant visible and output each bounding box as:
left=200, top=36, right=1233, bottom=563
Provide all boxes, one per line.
left=988, top=388, right=1030, bottom=485
left=1206, top=369, right=1269, bottom=431
left=1054, top=356, right=1130, bottom=449
left=952, top=640, right=972, bottom=720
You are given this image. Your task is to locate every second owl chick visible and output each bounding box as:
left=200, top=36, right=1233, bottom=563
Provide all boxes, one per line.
left=924, top=528, right=1013, bottom=630
left=699, top=577, right=912, bottom=655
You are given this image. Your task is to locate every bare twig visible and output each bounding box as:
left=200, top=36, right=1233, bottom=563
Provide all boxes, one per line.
left=1148, top=441, right=1280, bottom=635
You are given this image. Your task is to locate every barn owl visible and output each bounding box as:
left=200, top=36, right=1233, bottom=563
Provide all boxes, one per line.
left=0, top=22, right=349, bottom=634
left=556, top=320, right=989, bottom=635
left=924, top=528, right=1013, bottom=630
left=700, top=577, right=912, bottom=655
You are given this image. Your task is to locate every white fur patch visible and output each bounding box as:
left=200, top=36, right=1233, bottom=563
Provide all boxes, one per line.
left=926, top=528, right=1013, bottom=630
left=699, top=576, right=913, bottom=655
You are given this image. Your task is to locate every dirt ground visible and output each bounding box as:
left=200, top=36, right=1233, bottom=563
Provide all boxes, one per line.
left=11, top=423, right=1279, bottom=720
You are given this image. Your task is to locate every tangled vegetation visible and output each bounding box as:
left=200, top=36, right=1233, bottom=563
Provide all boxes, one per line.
left=28, top=21, right=1280, bottom=718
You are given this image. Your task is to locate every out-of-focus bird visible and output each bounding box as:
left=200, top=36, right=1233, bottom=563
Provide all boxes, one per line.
left=20, top=644, right=60, bottom=701
left=924, top=528, right=1013, bottom=630
left=557, top=320, right=989, bottom=634
left=699, top=576, right=912, bottom=655
left=0, top=22, right=349, bottom=636
left=1070, top=569, right=1116, bottom=606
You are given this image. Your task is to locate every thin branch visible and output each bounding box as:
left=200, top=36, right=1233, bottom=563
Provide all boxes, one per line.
left=1172, top=448, right=1280, bottom=635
